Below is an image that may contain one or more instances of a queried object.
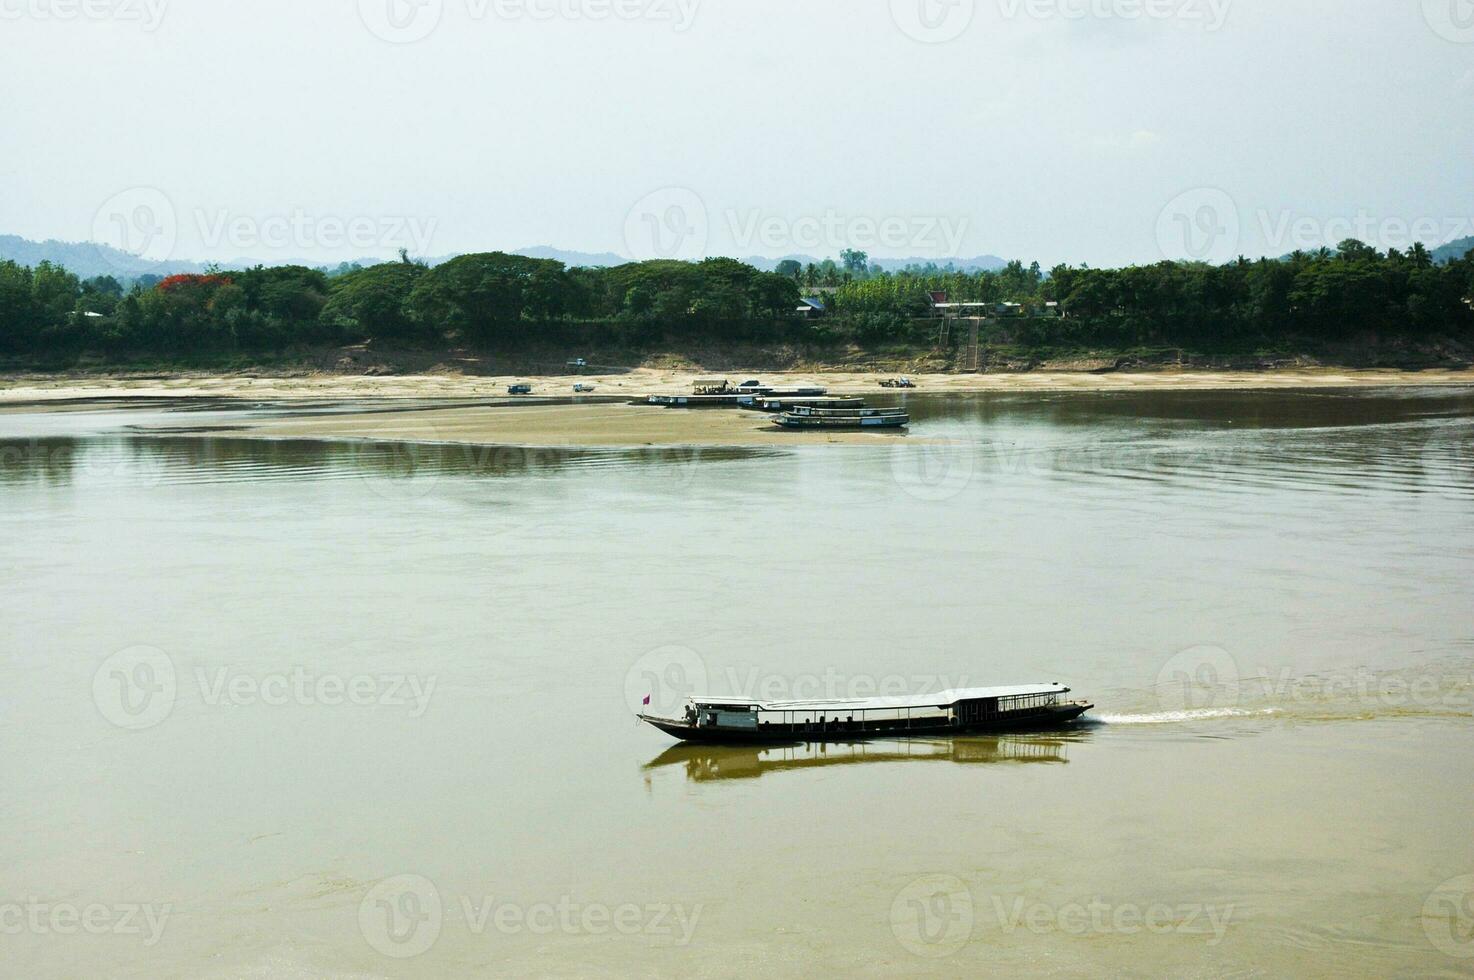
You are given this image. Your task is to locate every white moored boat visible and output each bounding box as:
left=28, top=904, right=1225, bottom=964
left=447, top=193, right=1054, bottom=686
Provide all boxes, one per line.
left=639, top=684, right=1093, bottom=744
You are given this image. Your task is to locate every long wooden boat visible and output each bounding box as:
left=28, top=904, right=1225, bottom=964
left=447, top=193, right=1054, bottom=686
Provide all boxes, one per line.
left=647, top=393, right=752, bottom=407
left=743, top=396, right=866, bottom=412
left=733, top=385, right=828, bottom=396
left=742, top=383, right=825, bottom=394
left=650, top=387, right=830, bottom=408
left=772, top=410, right=909, bottom=429
left=788, top=405, right=907, bottom=418
left=639, top=685, right=1093, bottom=744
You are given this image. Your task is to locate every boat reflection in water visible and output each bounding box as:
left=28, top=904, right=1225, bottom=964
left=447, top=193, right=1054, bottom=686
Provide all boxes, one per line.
left=642, top=733, right=1086, bottom=783
left=0, top=435, right=778, bottom=488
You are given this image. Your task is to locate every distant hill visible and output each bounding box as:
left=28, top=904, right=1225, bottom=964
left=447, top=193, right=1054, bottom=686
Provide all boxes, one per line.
left=1433, top=236, right=1474, bottom=265
left=0, top=235, right=628, bottom=280
left=1277, top=237, right=1474, bottom=266
left=500, top=250, right=1012, bottom=273
left=873, top=254, right=1008, bottom=273
left=741, top=253, right=1008, bottom=274
left=509, top=245, right=627, bottom=267
left=0, top=234, right=396, bottom=282
left=0, top=234, right=212, bottom=280
left=0, top=233, right=1015, bottom=280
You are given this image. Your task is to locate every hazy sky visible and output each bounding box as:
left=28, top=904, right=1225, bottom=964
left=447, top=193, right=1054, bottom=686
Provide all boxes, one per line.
left=2, top=0, right=1471, bottom=267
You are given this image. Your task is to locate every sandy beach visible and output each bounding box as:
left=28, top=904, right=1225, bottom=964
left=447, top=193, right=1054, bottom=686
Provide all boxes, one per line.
left=194, top=401, right=922, bottom=447
left=3, top=366, right=1474, bottom=405
left=4, top=366, right=1472, bottom=448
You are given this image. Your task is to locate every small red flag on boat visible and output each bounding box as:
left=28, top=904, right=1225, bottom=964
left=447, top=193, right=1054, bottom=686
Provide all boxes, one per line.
left=642, top=694, right=651, bottom=706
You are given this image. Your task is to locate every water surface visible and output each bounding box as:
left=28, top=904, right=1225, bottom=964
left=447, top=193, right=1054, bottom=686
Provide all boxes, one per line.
left=2, top=389, right=1471, bottom=977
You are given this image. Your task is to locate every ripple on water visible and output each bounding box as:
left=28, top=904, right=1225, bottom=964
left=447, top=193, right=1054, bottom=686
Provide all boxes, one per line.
left=1095, top=707, right=1283, bottom=725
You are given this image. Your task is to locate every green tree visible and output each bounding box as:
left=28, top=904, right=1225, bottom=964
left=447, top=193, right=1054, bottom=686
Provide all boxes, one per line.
left=406, top=252, right=567, bottom=342
left=320, top=261, right=428, bottom=342
left=32, top=261, right=81, bottom=324
left=0, top=261, right=39, bottom=351
left=753, top=273, right=800, bottom=316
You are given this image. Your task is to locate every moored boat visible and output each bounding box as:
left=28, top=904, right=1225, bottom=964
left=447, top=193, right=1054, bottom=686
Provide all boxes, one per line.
left=639, top=685, right=1093, bottom=744
left=648, top=393, right=753, bottom=407
left=745, top=396, right=866, bottom=412
left=742, top=387, right=829, bottom=399
left=788, top=405, right=907, bottom=418
left=772, top=409, right=909, bottom=429
left=649, top=386, right=832, bottom=408
left=732, top=382, right=829, bottom=397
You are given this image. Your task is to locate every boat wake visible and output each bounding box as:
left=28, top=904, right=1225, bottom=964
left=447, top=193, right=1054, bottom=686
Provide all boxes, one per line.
left=1094, top=707, right=1281, bottom=725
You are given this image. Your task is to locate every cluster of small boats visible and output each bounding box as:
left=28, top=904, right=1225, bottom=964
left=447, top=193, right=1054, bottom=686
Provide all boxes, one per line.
left=643, top=380, right=825, bottom=408
left=641, top=380, right=911, bottom=429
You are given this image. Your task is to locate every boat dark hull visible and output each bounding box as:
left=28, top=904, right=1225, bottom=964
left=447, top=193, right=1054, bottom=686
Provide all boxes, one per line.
left=772, top=415, right=909, bottom=429
left=746, top=402, right=867, bottom=413
left=641, top=703, right=1093, bottom=744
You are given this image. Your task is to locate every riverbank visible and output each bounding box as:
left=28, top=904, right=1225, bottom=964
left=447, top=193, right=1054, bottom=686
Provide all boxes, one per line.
left=6, top=366, right=1471, bottom=449
left=185, top=401, right=905, bottom=447
left=4, top=366, right=1474, bottom=405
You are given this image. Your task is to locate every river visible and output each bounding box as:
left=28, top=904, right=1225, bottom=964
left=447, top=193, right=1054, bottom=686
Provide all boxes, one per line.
left=1, top=388, right=1471, bottom=976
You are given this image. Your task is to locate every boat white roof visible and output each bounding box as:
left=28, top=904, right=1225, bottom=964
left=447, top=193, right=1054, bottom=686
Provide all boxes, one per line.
left=690, top=684, right=1068, bottom=712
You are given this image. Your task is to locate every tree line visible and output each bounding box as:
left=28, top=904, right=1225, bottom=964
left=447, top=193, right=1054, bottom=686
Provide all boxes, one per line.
left=0, top=241, right=1470, bottom=360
